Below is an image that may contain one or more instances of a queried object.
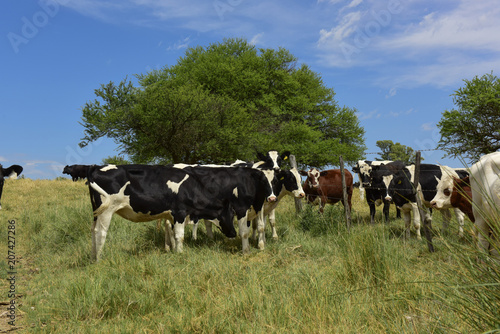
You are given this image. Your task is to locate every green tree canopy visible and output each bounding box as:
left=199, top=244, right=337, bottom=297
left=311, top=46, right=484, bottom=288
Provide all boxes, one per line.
left=375, top=140, right=418, bottom=164
left=102, top=155, right=130, bottom=165
left=80, top=38, right=366, bottom=167
left=437, top=72, right=500, bottom=163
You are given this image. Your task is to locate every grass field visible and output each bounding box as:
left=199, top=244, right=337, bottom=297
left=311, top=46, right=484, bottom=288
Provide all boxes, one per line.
left=1, top=178, right=499, bottom=333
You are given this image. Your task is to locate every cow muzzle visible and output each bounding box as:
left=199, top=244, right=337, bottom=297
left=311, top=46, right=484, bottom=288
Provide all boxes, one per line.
left=384, top=195, right=392, bottom=202
left=267, top=195, right=277, bottom=202
left=430, top=201, right=440, bottom=209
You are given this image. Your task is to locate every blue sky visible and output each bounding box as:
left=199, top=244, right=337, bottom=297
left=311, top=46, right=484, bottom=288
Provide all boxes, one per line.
left=1, top=0, right=499, bottom=179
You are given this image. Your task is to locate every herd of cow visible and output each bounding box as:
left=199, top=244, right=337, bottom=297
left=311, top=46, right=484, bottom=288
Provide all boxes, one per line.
left=0, top=151, right=499, bottom=260
left=353, top=152, right=500, bottom=256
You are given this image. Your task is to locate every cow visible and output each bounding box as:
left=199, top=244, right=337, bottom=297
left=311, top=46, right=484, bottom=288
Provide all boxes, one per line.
left=299, top=168, right=353, bottom=213
left=353, top=160, right=401, bottom=224
left=377, top=163, right=466, bottom=239
left=0, top=164, right=23, bottom=210
left=229, top=150, right=295, bottom=241
left=63, top=164, right=91, bottom=181
left=469, top=152, right=500, bottom=257
left=199, top=168, right=305, bottom=249
left=429, top=165, right=471, bottom=230
left=87, top=164, right=277, bottom=260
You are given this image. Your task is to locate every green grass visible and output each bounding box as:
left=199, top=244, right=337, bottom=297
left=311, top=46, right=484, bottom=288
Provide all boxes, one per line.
left=0, top=178, right=499, bottom=333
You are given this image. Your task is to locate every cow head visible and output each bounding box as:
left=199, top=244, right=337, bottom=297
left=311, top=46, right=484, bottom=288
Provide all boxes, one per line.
left=385, top=168, right=415, bottom=207
left=430, top=166, right=465, bottom=209
left=353, top=160, right=373, bottom=187
left=276, top=168, right=305, bottom=198
left=299, top=168, right=327, bottom=189
left=0, top=164, right=23, bottom=210
left=63, top=165, right=72, bottom=175
left=257, top=150, right=290, bottom=172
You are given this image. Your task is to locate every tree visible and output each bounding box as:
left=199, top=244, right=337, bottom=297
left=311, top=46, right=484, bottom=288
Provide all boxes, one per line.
left=102, top=155, right=130, bottom=165
left=80, top=38, right=366, bottom=167
left=375, top=140, right=418, bottom=164
left=437, top=72, right=500, bottom=163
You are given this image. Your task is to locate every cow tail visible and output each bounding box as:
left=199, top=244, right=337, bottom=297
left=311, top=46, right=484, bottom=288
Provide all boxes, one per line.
left=89, top=182, right=111, bottom=217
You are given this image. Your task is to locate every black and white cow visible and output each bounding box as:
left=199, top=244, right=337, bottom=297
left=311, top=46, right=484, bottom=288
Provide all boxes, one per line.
left=352, top=160, right=400, bottom=224
left=87, top=164, right=276, bottom=260
left=199, top=168, right=304, bottom=249
left=374, top=162, right=466, bottom=239
left=63, top=164, right=91, bottom=181
left=0, top=164, right=23, bottom=210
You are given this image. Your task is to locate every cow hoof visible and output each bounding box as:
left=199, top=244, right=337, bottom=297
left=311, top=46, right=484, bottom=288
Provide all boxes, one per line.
left=258, top=241, right=265, bottom=250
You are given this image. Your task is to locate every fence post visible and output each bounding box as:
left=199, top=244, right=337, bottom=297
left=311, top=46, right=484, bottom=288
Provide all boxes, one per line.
left=340, top=156, right=351, bottom=231
left=413, top=151, right=435, bottom=252
left=289, top=154, right=303, bottom=213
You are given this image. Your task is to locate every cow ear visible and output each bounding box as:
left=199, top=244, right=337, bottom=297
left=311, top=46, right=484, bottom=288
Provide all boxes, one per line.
left=352, top=167, right=359, bottom=173
left=257, top=152, right=266, bottom=161
left=281, top=151, right=291, bottom=160
left=299, top=170, right=308, bottom=176
left=4, top=165, right=23, bottom=178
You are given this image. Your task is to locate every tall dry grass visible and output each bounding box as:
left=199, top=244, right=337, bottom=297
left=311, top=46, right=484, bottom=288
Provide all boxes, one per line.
left=0, top=178, right=498, bottom=333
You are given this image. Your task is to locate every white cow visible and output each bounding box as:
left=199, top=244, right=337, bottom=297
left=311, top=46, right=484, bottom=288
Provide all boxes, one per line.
left=469, top=152, right=500, bottom=257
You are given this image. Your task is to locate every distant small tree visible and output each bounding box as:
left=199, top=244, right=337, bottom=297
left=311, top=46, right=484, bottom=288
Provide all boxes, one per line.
left=437, top=72, right=500, bottom=163
left=102, top=155, right=130, bottom=165
left=375, top=140, right=418, bottom=164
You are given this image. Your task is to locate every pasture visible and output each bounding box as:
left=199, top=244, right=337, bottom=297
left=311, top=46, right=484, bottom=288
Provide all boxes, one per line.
left=1, top=178, right=499, bottom=333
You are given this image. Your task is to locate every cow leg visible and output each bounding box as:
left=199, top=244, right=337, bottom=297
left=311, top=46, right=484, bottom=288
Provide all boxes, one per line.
left=256, top=210, right=266, bottom=250
left=164, top=219, right=175, bottom=252
left=251, top=218, right=258, bottom=241
left=369, top=201, right=376, bottom=224
left=192, top=220, right=198, bottom=240
left=268, top=209, right=278, bottom=239
left=382, top=201, right=390, bottom=224
left=453, top=208, right=465, bottom=238
left=237, top=214, right=251, bottom=253
left=173, top=219, right=186, bottom=253
left=475, top=216, right=491, bottom=254
left=402, top=208, right=412, bottom=239
left=204, top=220, right=214, bottom=240
left=91, top=211, right=113, bottom=261
left=396, top=207, right=401, bottom=219
left=411, top=203, right=422, bottom=240
left=318, top=198, right=325, bottom=214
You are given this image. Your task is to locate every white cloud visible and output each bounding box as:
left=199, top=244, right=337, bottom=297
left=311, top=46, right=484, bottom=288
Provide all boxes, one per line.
left=0, top=156, right=6, bottom=162
left=421, top=123, right=434, bottom=131
left=249, top=33, right=264, bottom=46
left=317, top=0, right=500, bottom=87
left=357, top=109, right=380, bottom=120
left=167, top=36, right=191, bottom=51
left=385, top=87, right=397, bottom=98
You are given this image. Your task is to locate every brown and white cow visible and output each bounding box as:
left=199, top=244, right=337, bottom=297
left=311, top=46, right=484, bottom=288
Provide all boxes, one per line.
left=300, top=168, right=353, bottom=213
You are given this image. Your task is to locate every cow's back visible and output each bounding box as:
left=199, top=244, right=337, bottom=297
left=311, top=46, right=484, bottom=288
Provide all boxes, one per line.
left=319, top=169, right=353, bottom=204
